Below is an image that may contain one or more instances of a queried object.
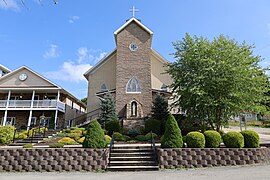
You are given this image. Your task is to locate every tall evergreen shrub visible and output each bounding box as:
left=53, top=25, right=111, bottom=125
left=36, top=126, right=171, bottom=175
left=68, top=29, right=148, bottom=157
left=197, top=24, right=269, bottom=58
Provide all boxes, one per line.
left=151, top=94, right=169, bottom=134
left=82, top=120, right=107, bottom=148
left=99, top=92, right=118, bottom=128
left=161, top=113, right=183, bottom=148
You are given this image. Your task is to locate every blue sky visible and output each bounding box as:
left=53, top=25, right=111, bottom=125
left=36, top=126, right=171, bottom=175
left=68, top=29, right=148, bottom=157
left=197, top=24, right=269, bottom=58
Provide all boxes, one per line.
left=1, top=0, right=270, bottom=99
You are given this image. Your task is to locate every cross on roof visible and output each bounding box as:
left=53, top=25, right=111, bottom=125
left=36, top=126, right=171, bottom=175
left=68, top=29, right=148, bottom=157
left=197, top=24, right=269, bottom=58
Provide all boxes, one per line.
left=129, top=6, right=139, bottom=18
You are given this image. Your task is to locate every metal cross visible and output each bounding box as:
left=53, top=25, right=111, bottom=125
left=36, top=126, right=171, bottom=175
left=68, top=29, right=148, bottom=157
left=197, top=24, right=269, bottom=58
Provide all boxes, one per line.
left=129, top=6, right=139, bottom=18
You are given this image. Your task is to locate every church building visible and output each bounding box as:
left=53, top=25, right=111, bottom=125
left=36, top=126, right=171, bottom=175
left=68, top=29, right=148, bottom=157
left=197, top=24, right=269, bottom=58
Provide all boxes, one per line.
left=84, top=17, right=173, bottom=129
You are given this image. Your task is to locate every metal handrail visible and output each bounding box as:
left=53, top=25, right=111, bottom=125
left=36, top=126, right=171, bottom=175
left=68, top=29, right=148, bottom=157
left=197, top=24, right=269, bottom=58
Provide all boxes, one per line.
left=12, top=124, right=50, bottom=143
left=150, top=131, right=157, bottom=164
left=108, top=131, right=115, bottom=164
left=68, top=108, right=101, bottom=127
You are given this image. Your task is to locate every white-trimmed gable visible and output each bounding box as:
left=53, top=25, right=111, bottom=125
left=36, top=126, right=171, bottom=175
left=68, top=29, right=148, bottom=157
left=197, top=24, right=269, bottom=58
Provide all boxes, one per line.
left=0, top=66, right=60, bottom=88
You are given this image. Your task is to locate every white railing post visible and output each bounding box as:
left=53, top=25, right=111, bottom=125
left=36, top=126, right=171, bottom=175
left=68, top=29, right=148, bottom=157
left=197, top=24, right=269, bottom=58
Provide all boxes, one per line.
left=54, top=90, right=60, bottom=129
left=27, top=90, right=35, bottom=130
left=3, top=90, right=11, bottom=126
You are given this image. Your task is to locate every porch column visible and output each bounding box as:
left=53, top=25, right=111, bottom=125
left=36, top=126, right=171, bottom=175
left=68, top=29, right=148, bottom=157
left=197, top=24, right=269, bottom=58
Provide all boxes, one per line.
left=27, top=90, right=35, bottom=130
left=3, top=90, right=11, bottom=126
left=54, top=90, right=60, bottom=129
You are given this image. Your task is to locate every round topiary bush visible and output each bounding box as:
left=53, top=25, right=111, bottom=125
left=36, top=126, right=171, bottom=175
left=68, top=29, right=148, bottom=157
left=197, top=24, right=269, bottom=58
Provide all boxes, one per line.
left=82, top=119, right=107, bottom=148
left=186, top=131, right=205, bottom=148
left=223, top=131, right=244, bottom=148
left=240, top=130, right=260, bottom=148
left=161, top=113, right=183, bottom=148
left=105, top=120, right=120, bottom=135
left=145, top=119, right=161, bottom=135
left=204, top=130, right=222, bottom=148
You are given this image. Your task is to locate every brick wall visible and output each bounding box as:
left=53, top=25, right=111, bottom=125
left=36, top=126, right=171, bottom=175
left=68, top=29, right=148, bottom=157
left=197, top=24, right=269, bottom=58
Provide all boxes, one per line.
left=0, top=148, right=109, bottom=172
left=157, top=148, right=270, bottom=169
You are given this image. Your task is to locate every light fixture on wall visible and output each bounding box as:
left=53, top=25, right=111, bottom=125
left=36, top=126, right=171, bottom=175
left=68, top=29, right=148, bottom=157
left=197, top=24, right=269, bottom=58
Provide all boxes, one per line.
left=19, top=93, right=23, bottom=99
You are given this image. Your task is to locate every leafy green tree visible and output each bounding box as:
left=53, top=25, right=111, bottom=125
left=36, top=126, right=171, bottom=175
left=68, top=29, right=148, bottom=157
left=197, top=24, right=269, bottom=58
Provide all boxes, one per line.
left=82, top=119, right=107, bottom=148
left=161, top=113, right=183, bottom=148
left=99, top=92, right=118, bottom=128
left=81, top=97, right=87, bottom=105
left=167, top=33, right=269, bottom=131
left=151, top=94, right=169, bottom=133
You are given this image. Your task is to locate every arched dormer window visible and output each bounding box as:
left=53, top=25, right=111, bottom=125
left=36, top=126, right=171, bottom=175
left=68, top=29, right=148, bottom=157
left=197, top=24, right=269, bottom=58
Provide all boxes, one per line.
left=100, top=84, right=108, bottom=92
left=126, top=77, right=141, bottom=93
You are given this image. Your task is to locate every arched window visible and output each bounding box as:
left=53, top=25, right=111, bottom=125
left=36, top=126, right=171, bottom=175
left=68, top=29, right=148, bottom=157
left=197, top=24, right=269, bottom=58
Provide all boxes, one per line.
left=131, top=101, right=137, bottom=117
left=126, top=77, right=141, bottom=93
left=100, top=84, right=108, bottom=92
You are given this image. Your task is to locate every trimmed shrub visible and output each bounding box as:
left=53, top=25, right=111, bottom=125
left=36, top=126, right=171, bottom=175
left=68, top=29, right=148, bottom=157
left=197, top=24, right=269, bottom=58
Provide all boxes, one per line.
left=122, top=135, right=131, bottom=141
left=70, top=129, right=83, bottom=134
left=105, top=135, right=112, bottom=144
left=23, top=144, right=33, bottom=148
left=77, top=137, right=85, bottom=144
left=145, top=132, right=158, bottom=140
left=161, top=113, right=183, bottom=148
left=186, top=132, right=205, bottom=148
left=223, top=132, right=244, bottom=148
left=241, top=130, right=260, bottom=148
left=135, top=135, right=148, bottom=141
left=0, top=126, right=15, bottom=145
left=49, top=143, right=64, bottom=148
left=127, top=129, right=140, bottom=137
left=82, top=119, right=107, bottom=148
left=105, top=120, right=120, bottom=135
left=204, top=130, right=222, bottom=148
left=15, top=133, right=27, bottom=139
left=145, top=119, right=161, bottom=135
left=113, top=132, right=123, bottom=140
left=67, top=133, right=81, bottom=140
left=58, top=137, right=76, bottom=145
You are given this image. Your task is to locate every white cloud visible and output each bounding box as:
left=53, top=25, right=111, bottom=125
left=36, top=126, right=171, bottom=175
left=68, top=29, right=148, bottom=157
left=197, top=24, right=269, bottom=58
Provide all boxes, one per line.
left=69, top=15, right=80, bottom=24
left=44, top=47, right=107, bottom=83
left=45, top=61, right=92, bottom=83
left=43, top=44, right=59, bottom=59
left=0, top=0, right=20, bottom=11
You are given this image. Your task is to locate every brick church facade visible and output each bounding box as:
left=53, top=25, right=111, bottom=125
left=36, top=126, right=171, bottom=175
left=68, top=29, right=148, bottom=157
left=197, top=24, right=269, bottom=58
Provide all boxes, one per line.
left=84, top=18, right=173, bottom=129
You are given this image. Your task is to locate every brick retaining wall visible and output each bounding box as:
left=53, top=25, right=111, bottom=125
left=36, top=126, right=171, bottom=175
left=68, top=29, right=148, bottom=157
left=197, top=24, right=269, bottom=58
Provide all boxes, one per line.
left=157, top=147, right=270, bottom=169
left=0, top=148, right=109, bottom=172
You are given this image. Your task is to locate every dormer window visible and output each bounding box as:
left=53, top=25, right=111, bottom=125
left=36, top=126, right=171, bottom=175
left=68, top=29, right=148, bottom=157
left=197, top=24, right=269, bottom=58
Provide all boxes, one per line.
left=101, top=84, right=108, bottom=92
left=126, top=77, right=141, bottom=93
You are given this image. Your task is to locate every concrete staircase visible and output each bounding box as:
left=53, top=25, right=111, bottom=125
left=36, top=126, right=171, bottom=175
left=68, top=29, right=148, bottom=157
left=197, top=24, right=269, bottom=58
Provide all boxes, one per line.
left=107, top=143, right=159, bottom=171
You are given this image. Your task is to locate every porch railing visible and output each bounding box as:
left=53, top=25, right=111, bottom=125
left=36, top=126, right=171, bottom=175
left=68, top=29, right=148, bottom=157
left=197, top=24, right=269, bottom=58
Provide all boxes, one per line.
left=0, top=100, right=65, bottom=111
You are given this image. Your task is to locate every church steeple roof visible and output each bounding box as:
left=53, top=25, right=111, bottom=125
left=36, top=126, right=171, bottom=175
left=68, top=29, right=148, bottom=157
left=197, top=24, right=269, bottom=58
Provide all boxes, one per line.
left=114, top=17, right=153, bottom=43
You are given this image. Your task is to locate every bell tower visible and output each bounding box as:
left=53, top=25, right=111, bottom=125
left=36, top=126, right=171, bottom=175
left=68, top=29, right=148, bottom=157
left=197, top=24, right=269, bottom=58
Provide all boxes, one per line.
left=114, top=17, right=153, bottom=128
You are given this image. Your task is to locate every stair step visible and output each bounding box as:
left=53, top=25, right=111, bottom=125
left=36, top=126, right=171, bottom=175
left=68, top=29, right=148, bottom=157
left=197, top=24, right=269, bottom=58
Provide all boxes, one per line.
left=107, top=165, right=159, bottom=171
left=109, top=161, right=156, bottom=166
left=110, top=152, right=154, bottom=157
left=111, top=149, right=152, bottom=153
left=110, top=156, right=154, bottom=161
